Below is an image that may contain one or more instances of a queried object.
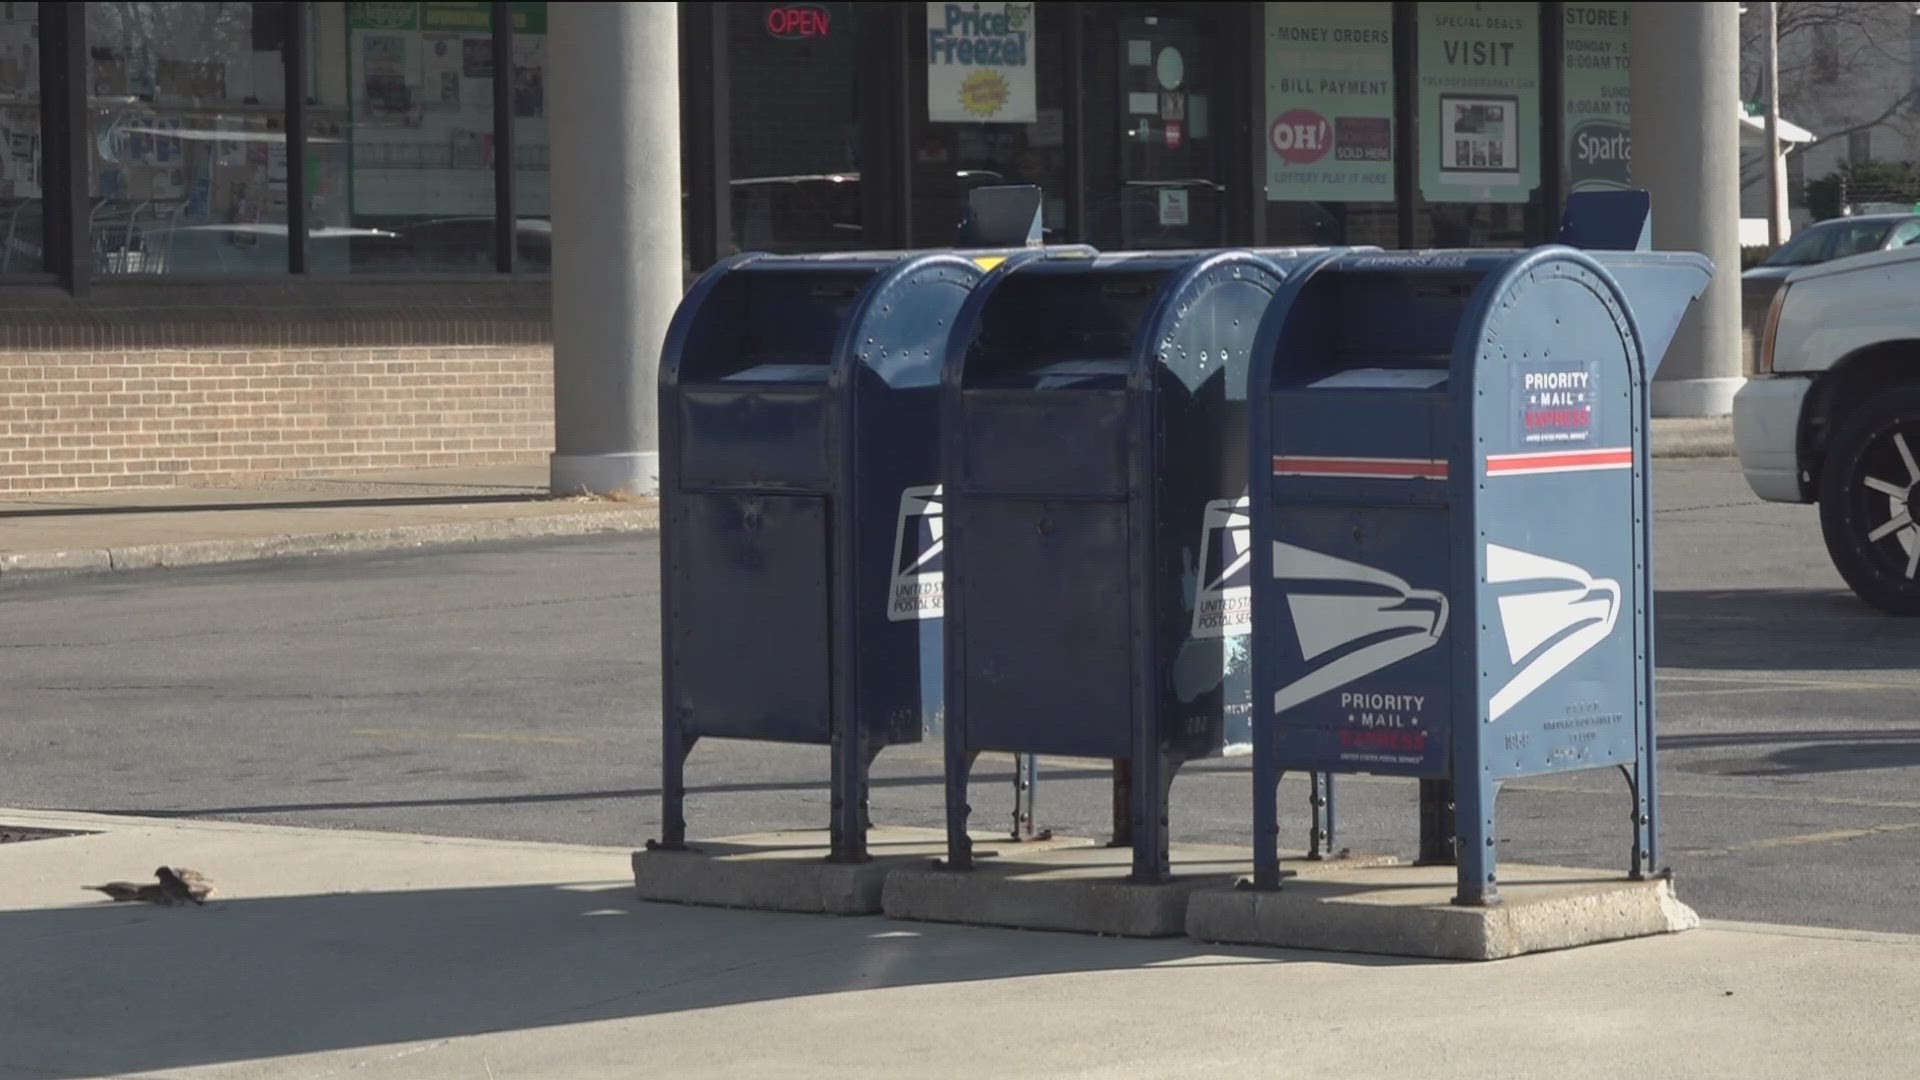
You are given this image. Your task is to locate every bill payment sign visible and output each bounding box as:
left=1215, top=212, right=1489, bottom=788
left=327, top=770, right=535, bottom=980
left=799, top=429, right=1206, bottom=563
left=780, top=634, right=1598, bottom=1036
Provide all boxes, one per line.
left=1263, top=2, right=1396, bottom=202
left=926, top=3, right=1038, bottom=123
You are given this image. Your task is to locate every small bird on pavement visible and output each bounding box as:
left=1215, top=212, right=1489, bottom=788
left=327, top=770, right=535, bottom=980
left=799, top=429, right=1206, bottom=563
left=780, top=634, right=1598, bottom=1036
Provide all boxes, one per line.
left=157, top=866, right=213, bottom=903
left=85, top=866, right=214, bottom=906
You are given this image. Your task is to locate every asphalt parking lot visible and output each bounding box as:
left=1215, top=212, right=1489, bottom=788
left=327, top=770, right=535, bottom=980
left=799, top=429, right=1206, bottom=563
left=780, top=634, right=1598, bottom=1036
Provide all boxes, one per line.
left=1, top=458, right=1916, bottom=932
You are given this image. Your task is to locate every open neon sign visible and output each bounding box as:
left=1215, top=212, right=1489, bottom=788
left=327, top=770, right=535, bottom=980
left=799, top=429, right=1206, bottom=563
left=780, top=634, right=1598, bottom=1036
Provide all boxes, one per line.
left=766, top=6, right=831, bottom=39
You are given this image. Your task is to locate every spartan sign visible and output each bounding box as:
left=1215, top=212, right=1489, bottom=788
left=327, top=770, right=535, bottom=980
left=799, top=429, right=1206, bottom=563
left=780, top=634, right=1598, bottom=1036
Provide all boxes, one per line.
left=887, top=485, right=944, bottom=622
left=1191, top=497, right=1252, bottom=638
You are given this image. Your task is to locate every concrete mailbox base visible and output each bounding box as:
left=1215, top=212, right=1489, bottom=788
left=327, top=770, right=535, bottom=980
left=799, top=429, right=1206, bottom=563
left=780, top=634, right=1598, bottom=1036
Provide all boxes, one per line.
left=883, top=842, right=1396, bottom=939
left=1187, top=863, right=1699, bottom=961
left=632, top=828, right=1091, bottom=916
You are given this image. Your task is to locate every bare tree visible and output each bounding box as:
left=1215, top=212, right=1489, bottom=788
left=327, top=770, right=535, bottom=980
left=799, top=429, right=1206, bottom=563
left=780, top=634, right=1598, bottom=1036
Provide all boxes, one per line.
left=1738, top=1, right=1919, bottom=188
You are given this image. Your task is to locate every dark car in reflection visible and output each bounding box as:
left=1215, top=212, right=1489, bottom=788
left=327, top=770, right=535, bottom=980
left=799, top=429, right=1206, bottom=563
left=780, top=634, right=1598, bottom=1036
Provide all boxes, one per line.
left=729, top=169, right=1029, bottom=252
left=347, top=216, right=552, bottom=272
left=99, top=217, right=553, bottom=275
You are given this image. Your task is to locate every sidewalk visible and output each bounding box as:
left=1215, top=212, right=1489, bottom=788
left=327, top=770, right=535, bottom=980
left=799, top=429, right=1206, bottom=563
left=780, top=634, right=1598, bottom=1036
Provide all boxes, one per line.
left=0, top=417, right=1730, bottom=580
left=1, top=805, right=1913, bottom=1079
left=0, top=464, right=656, bottom=577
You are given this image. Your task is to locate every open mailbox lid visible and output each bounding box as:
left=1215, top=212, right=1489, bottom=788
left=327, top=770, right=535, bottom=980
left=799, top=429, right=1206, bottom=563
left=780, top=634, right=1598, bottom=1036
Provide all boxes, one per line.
left=663, top=246, right=1097, bottom=393
left=946, top=247, right=1358, bottom=395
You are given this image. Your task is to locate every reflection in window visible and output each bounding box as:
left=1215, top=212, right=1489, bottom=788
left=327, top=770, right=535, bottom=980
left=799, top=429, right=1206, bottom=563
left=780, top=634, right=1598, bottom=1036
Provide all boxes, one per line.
left=1263, top=2, right=1397, bottom=247
left=0, top=3, right=39, bottom=273
left=302, top=2, right=532, bottom=273
left=1411, top=2, right=1547, bottom=247
left=1083, top=10, right=1222, bottom=249
left=87, top=2, right=288, bottom=275
left=510, top=5, right=548, bottom=272
left=728, top=3, right=861, bottom=253
left=909, top=3, right=1066, bottom=245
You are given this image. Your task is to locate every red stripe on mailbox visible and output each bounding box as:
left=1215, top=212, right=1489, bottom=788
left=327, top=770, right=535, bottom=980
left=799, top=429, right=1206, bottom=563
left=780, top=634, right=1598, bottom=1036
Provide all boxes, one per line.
left=1271, top=455, right=1449, bottom=480
left=1484, top=447, right=1634, bottom=476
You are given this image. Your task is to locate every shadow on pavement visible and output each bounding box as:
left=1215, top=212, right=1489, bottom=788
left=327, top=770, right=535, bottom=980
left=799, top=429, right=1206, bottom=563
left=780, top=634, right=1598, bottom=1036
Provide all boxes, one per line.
left=1665, top=728, right=1920, bottom=777
left=1656, top=588, right=1920, bottom=672
left=83, top=765, right=1129, bottom=819
left=0, top=882, right=1422, bottom=1078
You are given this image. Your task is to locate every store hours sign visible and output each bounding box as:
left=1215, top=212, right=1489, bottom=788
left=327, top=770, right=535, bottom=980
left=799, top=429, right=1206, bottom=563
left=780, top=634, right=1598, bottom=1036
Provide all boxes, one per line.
left=926, top=3, right=1037, bottom=123
left=1563, top=3, right=1631, bottom=192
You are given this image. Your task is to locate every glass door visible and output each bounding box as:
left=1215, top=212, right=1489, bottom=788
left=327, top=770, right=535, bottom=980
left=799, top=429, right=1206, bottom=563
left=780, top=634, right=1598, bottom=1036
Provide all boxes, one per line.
left=1084, top=7, right=1226, bottom=249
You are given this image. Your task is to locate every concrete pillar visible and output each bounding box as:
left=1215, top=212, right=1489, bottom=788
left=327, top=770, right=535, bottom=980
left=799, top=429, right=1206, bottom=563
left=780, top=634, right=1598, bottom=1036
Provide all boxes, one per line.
left=1631, top=2, right=1743, bottom=417
left=549, top=2, right=682, bottom=496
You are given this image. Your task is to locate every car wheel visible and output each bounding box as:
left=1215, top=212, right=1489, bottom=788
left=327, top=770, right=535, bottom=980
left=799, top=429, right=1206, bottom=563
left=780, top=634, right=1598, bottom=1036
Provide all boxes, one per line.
left=1819, top=386, right=1920, bottom=615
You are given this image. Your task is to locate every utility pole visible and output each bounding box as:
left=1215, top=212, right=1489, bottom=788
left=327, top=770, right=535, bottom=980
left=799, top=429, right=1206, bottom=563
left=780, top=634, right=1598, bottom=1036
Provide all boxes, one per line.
left=1764, top=1, right=1789, bottom=245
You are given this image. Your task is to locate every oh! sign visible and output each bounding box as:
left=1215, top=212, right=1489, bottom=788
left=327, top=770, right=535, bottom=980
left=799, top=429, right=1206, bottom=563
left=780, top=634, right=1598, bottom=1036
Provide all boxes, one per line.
left=766, top=5, right=831, bottom=39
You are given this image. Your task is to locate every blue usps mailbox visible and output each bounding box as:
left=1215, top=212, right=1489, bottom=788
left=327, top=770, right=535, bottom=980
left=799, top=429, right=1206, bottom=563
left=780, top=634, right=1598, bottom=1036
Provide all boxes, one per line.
left=1245, top=244, right=1711, bottom=904
left=939, top=248, right=1348, bottom=883
left=654, top=246, right=1084, bottom=864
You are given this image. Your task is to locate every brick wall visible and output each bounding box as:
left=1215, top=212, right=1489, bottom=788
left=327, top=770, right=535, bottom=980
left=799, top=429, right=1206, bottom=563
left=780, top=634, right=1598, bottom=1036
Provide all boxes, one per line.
left=0, top=279, right=553, bottom=493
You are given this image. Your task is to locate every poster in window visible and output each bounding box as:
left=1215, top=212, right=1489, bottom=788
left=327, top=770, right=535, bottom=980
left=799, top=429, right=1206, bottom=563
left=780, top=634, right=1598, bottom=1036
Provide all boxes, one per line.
left=360, top=33, right=413, bottom=118
left=462, top=38, right=493, bottom=79
left=1158, top=188, right=1190, bottom=227
left=1417, top=2, right=1539, bottom=203
left=1562, top=3, right=1631, bottom=192
left=1438, top=95, right=1518, bottom=181
left=423, top=35, right=462, bottom=108
left=926, top=2, right=1037, bottom=124
left=513, top=35, right=546, bottom=118
left=1263, top=2, right=1394, bottom=203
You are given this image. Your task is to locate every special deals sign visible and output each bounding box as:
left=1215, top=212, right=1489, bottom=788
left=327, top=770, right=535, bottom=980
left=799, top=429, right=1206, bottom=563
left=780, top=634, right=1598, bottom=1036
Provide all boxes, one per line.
left=926, top=3, right=1037, bottom=124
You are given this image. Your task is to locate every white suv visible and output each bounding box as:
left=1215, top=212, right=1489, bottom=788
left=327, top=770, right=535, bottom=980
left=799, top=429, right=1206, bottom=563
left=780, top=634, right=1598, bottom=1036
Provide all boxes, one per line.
left=1734, top=244, right=1920, bottom=614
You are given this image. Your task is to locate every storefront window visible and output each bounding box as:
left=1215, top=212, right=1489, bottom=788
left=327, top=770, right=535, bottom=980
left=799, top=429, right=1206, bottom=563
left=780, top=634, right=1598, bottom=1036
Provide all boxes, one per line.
left=1562, top=2, right=1630, bottom=197
left=87, top=2, right=288, bottom=275
left=302, top=2, right=510, bottom=274
left=910, top=1, right=1065, bottom=245
left=1080, top=8, right=1223, bottom=249
left=510, top=4, right=548, bottom=272
left=0, top=3, right=39, bottom=273
left=1262, top=1, right=1397, bottom=247
left=729, top=2, right=860, bottom=254
left=1412, top=1, right=1546, bottom=246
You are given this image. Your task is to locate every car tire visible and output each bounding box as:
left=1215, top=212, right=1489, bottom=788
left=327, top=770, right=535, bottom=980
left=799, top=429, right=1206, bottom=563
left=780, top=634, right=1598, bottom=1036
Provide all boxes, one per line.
left=1819, top=386, right=1920, bottom=616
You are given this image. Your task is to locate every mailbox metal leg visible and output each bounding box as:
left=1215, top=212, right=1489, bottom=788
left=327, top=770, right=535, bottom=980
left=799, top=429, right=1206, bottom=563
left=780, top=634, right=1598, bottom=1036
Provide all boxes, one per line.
left=1324, top=775, right=1338, bottom=853
left=1308, top=773, right=1334, bottom=860
left=650, top=728, right=697, bottom=853
left=1107, top=758, right=1133, bottom=849
left=862, top=744, right=885, bottom=832
left=1621, top=763, right=1655, bottom=881
left=1452, top=775, right=1502, bottom=907
left=944, top=746, right=978, bottom=871
left=827, top=727, right=871, bottom=864
left=1127, top=753, right=1179, bottom=884
left=1251, top=718, right=1283, bottom=889
left=1010, top=753, right=1049, bottom=841
left=1416, top=779, right=1458, bottom=866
